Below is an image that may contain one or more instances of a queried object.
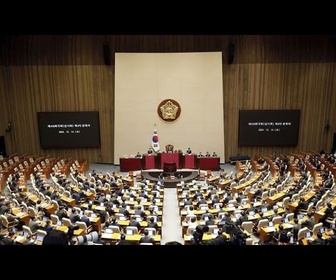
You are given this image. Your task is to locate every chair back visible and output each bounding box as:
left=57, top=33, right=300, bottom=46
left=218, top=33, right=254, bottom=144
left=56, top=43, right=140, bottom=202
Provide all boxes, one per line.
left=62, top=217, right=72, bottom=227
left=241, top=221, right=254, bottom=233
left=22, top=225, right=33, bottom=237
left=144, top=227, right=156, bottom=236
left=186, top=226, right=196, bottom=236
left=257, top=218, right=269, bottom=232
left=50, top=214, right=60, bottom=225
left=312, top=222, right=323, bottom=235
left=107, top=225, right=121, bottom=234
left=297, top=227, right=309, bottom=240
left=125, top=226, right=139, bottom=235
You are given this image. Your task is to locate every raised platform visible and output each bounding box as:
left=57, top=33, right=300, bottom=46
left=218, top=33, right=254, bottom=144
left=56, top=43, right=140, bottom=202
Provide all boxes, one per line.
left=141, top=169, right=199, bottom=188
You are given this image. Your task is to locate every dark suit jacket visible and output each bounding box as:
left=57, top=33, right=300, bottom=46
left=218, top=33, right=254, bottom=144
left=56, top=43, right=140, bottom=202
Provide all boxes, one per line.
left=139, top=235, right=155, bottom=244
left=129, top=220, right=141, bottom=230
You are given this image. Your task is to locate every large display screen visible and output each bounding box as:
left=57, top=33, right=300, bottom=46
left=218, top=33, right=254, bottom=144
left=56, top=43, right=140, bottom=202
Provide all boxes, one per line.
left=37, top=111, right=101, bottom=148
left=238, top=110, right=300, bottom=146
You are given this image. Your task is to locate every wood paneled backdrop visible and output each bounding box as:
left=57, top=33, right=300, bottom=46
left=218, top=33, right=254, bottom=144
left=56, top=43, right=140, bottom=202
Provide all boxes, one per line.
left=0, top=35, right=335, bottom=163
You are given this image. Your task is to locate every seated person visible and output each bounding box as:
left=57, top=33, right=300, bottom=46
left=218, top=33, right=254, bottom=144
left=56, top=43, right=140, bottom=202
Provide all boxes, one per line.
left=147, top=148, right=153, bottom=155
left=186, top=147, right=192, bottom=154
left=205, top=151, right=211, bottom=157
left=212, top=152, right=217, bottom=157
left=135, top=152, right=142, bottom=158
left=139, top=229, right=155, bottom=245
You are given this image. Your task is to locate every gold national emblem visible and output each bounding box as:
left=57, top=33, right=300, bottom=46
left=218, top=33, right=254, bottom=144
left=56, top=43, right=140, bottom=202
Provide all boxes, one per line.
left=157, top=99, right=181, bottom=122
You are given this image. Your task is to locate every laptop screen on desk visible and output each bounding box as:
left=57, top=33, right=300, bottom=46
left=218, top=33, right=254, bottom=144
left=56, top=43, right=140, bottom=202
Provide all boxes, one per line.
left=36, top=235, right=44, bottom=242
left=305, top=232, right=311, bottom=238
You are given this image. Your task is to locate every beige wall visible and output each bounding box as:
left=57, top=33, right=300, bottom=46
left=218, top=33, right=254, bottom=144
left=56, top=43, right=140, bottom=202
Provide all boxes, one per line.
left=114, top=52, right=225, bottom=164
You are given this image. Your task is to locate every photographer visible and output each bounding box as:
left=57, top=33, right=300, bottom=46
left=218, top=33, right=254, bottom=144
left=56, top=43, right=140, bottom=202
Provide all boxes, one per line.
left=191, top=224, right=209, bottom=245
left=42, top=226, right=103, bottom=245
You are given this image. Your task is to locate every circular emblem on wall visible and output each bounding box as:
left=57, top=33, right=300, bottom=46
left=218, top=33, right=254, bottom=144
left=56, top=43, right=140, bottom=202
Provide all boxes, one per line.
left=157, top=99, right=181, bottom=122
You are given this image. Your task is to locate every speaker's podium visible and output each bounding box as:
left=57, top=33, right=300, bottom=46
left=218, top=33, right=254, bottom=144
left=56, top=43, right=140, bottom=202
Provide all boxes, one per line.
left=160, top=152, right=180, bottom=169
left=163, top=162, right=177, bottom=173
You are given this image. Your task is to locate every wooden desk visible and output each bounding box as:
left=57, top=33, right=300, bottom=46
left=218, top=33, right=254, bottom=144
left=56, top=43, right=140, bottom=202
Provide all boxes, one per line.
left=60, top=196, right=76, bottom=207
left=197, top=157, right=220, bottom=171
left=267, top=192, right=286, bottom=206
left=259, top=223, right=294, bottom=242
left=100, top=233, right=161, bottom=244
left=301, top=230, right=334, bottom=245
left=160, top=152, right=180, bottom=169
left=44, top=204, right=56, bottom=216
left=119, top=158, right=142, bottom=172
left=122, top=177, right=134, bottom=187
left=207, top=175, right=220, bottom=184
left=12, top=209, right=30, bottom=226
left=90, top=217, right=101, bottom=233
left=183, top=232, right=230, bottom=245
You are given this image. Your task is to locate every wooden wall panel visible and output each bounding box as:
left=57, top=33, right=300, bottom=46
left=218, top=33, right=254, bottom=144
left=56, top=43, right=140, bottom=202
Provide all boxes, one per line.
left=0, top=35, right=335, bottom=163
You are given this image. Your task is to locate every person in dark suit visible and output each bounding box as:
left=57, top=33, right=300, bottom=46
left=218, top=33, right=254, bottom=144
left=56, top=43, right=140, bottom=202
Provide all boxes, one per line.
left=308, top=232, right=326, bottom=245
left=223, top=192, right=234, bottom=204
left=118, top=203, right=130, bottom=218
left=105, top=216, right=121, bottom=229
left=186, top=148, right=192, bottom=155
left=134, top=205, right=145, bottom=218
left=71, top=192, right=81, bottom=204
left=135, top=152, right=142, bottom=158
left=298, top=197, right=309, bottom=211
left=129, top=215, right=141, bottom=231
left=42, top=219, right=54, bottom=233
left=147, top=216, right=159, bottom=230
left=0, top=231, right=15, bottom=245
left=205, top=215, right=215, bottom=226
left=80, top=214, right=92, bottom=227
left=235, top=210, right=248, bottom=226
left=197, top=196, right=207, bottom=207
left=320, top=202, right=334, bottom=227
left=211, top=227, right=230, bottom=245
left=69, top=208, right=81, bottom=224
left=116, top=234, right=138, bottom=245
left=273, top=224, right=290, bottom=244
left=210, top=194, right=220, bottom=206
left=325, top=228, right=336, bottom=245
left=56, top=206, right=68, bottom=221
left=139, top=229, right=155, bottom=244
